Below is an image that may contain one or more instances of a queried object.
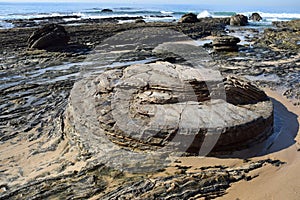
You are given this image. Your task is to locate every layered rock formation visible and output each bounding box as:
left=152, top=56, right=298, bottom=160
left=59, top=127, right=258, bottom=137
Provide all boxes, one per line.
left=213, top=36, right=241, bottom=52
left=28, top=24, right=69, bottom=50
left=66, top=61, right=273, bottom=158
left=1, top=18, right=297, bottom=199
left=230, top=14, right=248, bottom=26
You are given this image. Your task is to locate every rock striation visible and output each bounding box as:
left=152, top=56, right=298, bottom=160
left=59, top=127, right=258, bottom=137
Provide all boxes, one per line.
left=66, top=61, right=273, bottom=157
left=27, top=24, right=69, bottom=50
left=213, top=36, right=241, bottom=52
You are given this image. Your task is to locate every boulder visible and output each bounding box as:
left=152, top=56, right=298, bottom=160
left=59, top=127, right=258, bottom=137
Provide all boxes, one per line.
left=66, top=61, right=273, bottom=156
left=250, top=13, right=262, bottom=21
left=28, top=24, right=69, bottom=50
left=178, top=13, right=199, bottom=23
left=213, top=35, right=241, bottom=51
left=101, top=9, right=113, bottom=12
left=135, top=19, right=146, bottom=23
left=230, top=14, right=248, bottom=26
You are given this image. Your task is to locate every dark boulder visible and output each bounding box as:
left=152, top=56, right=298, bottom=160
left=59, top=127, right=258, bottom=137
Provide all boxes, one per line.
left=230, top=14, right=248, bottom=26
left=135, top=19, right=146, bottom=23
left=101, top=9, right=113, bottom=13
left=250, top=13, right=262, bottom=21
left=28, top=24, right=69, bottom=50
left=213, top=35, right=241, bottom=52
left=178, top=13, right=199, bottom=23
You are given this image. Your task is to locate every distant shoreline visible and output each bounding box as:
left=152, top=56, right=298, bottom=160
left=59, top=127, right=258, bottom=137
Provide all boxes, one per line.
left=1, top=2, right=300, bottom=29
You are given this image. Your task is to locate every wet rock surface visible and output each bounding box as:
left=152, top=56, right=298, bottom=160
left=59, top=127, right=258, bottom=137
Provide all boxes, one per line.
left=4, top=16, right=144, bottom=28
left=256, top=20, right=300, bottom=52
left=250, top=13, right=263, bottom=22
left=0, top=18, right=299, bottom=199
left=230, top=14, right=248, bottom=26
left=179, top=13, right=199, bottom=23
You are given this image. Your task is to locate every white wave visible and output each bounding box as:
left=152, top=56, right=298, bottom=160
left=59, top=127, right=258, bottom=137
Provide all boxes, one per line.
left=197, top=10, right=212, bottom=18
left=80, top=13, right=141, bottom=19
left=63, top=18, right=81, bottom=22
left=260, top=12, right=300, bottom=19
left=160, top=11, right=174, bottom=14
left=144, top=15, right=175, bottom=22
left=240, top=11, right=300, bottom=19
left=72, top=12, right=87, bottom=17
left=50, top=12, right=65, bottom=16
left=266, top=17, right=290, bottom=22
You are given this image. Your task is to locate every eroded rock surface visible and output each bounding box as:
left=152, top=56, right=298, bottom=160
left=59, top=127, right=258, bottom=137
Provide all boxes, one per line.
left=28, top=24, right=69, bottom=50
left=66, top=61, right=273, bottom=157
left=179, top=13, right=199, bottom=23
left=1, top=19, right=297, bottom=199
left=230, top=14, right=248, bottom=26
left=213, top=36, right=241, bottom=52
left=250, top=13, right=262, bottom=22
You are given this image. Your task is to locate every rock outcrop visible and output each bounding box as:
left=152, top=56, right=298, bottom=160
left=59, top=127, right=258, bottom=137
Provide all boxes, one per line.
left=135, top=19, right=146, bottom=23
left=256, top=20, right=300, bottom=51
left=28, top=24, right=69, bottom=50
left=230, top=14, right=248, bottom=26
left=250, top=13, right=262, bottom=21
left=179, top=13, right=199, bottom=23
left=213, top=36, right=241, bottom=52
left=66, top=61, right=273, bottom=157
left=101, top=9, right=113, bottom=12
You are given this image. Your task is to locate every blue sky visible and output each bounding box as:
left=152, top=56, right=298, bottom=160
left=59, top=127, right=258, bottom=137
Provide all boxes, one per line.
left=0, top=0, right=299, bottom=12
left=0, top=0, right=299, bottom=5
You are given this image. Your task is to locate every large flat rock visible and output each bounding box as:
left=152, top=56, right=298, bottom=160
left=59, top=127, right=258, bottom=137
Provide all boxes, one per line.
left=66, top=61, right=273, bottom=157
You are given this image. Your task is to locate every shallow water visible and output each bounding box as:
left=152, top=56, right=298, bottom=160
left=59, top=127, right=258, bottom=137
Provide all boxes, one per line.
left=244, top=74, right=281, bottom=82
left=195, top=39, right=213, bottom=46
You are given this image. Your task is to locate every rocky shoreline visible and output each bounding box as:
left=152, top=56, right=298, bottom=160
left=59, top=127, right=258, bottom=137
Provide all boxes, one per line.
left=0, top=17, right=299, bottom=199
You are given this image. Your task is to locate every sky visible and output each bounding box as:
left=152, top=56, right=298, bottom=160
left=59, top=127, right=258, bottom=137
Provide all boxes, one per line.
left=0, top=0, right=299, bottom=12
left=0, top=0, right=299, bottom=6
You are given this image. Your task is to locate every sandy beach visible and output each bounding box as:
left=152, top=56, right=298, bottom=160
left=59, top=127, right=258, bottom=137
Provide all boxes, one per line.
left=174, top=88, right=300, bottom=200
left=221, top=88, right=300, bottom=200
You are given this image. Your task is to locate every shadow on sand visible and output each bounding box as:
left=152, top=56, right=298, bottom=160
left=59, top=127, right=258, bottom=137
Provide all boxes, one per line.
left=216, top=97, right=299, bottom=159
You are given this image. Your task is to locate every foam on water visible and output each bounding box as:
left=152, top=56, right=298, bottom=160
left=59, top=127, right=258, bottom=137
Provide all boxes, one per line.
left=0, top=2, right=299, bottom=29
left=197, top=10, right=212, bottom=18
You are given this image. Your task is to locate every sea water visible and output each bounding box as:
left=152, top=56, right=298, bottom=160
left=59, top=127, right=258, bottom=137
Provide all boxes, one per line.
left=0, top=2, right=299, bottom=29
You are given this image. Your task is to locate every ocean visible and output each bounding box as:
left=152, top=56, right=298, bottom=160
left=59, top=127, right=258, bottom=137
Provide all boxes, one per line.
left=0, top=2, right=300, bottom=28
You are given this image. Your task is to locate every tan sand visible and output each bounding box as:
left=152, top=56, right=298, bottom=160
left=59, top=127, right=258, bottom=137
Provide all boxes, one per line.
left=0, top=87, right=298, bottom=199
left=172, top=88, right=300, bottom=199
left=220, top=88, right=300, bottom=200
